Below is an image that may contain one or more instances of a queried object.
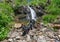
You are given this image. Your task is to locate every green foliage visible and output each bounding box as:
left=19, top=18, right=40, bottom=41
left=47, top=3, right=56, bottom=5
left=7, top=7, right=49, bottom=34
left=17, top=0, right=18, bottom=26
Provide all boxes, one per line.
left=43, top=0, right=60, bottom=23
left=14, top=0, right=27, bottom=6
left=0, top=2, right=14, bottom=40
left=29, top=0, right=46, bottom=6
left=42, top=15, right=57, bottom=23
left=46, top=0, right=60, bottom=15
left=7, top=0, right=47, bottom=7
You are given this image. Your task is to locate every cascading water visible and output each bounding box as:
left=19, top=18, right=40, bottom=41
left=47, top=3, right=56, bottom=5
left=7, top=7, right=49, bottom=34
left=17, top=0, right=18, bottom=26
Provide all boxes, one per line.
left=22, top=6, right=37, bottom=36
left=27, top=6, right=37, bottom=21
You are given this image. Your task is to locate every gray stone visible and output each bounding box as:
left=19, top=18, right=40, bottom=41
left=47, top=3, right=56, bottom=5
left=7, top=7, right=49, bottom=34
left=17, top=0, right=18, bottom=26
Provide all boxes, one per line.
left=37, top=35, right=47, bottom=42
left=26, top=35, right=31, bottom=42
left=58, top=29, right=60, bottom=35
left=16, top=36, right=20, bottom=40
left=11, top=32, right=19, bottom=38
left=46, top=31, right=55, bottom=38
left=34, top=35, right=38, bottom=40
left=8, top=39, right=13, bottom=42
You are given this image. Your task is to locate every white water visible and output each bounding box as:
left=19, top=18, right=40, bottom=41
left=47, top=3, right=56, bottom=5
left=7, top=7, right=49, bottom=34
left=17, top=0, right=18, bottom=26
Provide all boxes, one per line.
left=27, top=6, right=37, bottom=21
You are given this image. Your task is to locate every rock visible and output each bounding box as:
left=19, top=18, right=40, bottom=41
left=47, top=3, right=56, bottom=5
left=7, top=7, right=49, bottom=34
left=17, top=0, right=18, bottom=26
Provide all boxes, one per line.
left=26, top=35, right=31, bottom=42
left=45, top=36, right=50, bottom=42
left=37, top=35, right=47, bottom=42
left=14, top=23, right=22, bottom=29
left=16, top=36, right=20, bottom=40
left=58, top=29, right=60, bottom=34
left=11, top=32, right=19, bottom=38
left=58, top=35, right=60, bottom=38
left=40, top=22, right=44, bottom=26
left=58, top=35, right=60, bottom=40
left=17, top=40, right=23, bottom=42
left=40, top=28, right=47, bottom=32
left=38, top=32, right=43, bottom=36
left=13, top=38, right=17, bottom=42
left=32, top=40, right=37, bottom=42
left=19, top=32, right=22, bottom=35
left=55, top=40, right=60, bottom=42
left=29, top=30, right=35, bottom=35
left=23, top=40, right=27, bottom=42
left=46, top=31, right=55, bottom=38
left=34, top=35, right=38, bottom=40
left=54, top=36, right=59, bottom=40
left=8, top=39, right=13, bottom=42
left=50, top=39, right=55, bottom=42
left=17, top=29, right=22, bottom=32
left=30, top=35, right=34, bottom=39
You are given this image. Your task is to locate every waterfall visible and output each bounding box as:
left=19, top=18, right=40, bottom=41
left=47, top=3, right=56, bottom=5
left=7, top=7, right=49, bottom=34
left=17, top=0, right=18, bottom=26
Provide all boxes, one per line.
left=27, top=6, right=37, bottom=21
left=22, top=6, right=37, bottom=36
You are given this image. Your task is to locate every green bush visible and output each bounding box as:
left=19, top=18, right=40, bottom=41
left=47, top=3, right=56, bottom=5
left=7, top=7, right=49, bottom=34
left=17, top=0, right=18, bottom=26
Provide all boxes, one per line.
left=0, top=3, right=14, bottom=41
left=42, top=15, right=57, bottom=23
left=45, top=0, right=60, bottom=15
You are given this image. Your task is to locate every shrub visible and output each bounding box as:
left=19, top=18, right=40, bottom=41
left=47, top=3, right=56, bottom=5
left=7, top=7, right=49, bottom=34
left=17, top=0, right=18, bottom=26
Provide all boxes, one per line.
left=0, top=2, right=14, bottom=40
left=42, top=15, right=57, bottom=23
left=45, top=0, right=60, bottom=15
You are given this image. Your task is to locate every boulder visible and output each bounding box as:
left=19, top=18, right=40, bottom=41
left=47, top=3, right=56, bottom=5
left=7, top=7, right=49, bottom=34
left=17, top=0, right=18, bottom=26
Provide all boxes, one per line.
left=14, top=23, right=22, bottom=29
